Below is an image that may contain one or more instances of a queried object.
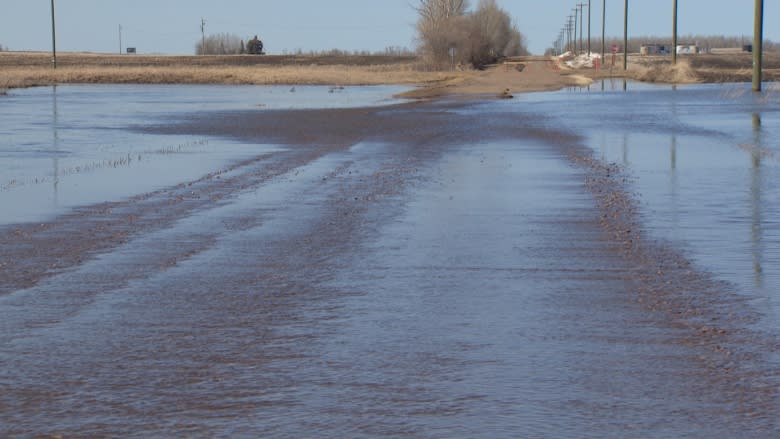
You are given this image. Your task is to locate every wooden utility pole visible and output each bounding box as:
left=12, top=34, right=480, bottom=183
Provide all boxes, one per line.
left=570, top=16, right=575, bottom=52
left=587, top=0, right=592, bottom=55
left=753, top=0, right=764, bottom=92
left=602, top=0, right=606, bottom=60
left=119, top=24, right=123, bottom=54
left=50, top=0, right=57, bottom=69
left=577, top=3, right=585, bottom=53
left=672, top=0, right=678, bottom=64
left=200, top=18, right=206, bottom=54
left=623, top=0, right=628, bottom=70
left=573, top=8, right=578, bottom=54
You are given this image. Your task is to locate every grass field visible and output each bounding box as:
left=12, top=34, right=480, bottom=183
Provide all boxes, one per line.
left=0, top=51, right=464, bottom=92
left=1, top=50, right=778, bottom=96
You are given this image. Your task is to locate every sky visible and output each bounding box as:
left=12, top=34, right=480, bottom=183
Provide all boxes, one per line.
left=0, top=1, right=777, bottom=56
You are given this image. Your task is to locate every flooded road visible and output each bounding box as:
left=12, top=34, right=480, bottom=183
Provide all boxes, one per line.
left=1, top=84, right=778, bottom=437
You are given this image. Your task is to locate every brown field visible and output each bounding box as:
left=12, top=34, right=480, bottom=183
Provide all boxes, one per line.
left=582, top=52, right=780, bottom=84
left=0, top=51, right=466, bottom=92
left=1, top=50, right=778, bottom=97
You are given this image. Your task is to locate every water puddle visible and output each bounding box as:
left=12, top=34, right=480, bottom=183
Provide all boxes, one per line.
left=0, top=84, right=408, bottom=225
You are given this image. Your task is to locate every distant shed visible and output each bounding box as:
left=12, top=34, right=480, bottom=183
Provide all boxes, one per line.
left=640, top=44, right=671, bottom=55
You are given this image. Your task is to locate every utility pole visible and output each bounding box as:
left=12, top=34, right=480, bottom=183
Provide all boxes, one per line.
left=623, top=0, right=629, bottom=70
left=672, top=0, right=678, bottom=64
left=577, top=3, right=585, bottom=53
left=580, top=4, right=585, bottom=54
left=753, top=0, right=764, bottom=91
left=119, top=24, right=123, bottom=54
left=602, top=0, right=606, bottom=60
left=587, top=0, right=592, bottom=55
left=50, top=0, right=57, bottom=69
left=200, top=18, right=206, bottom=54
left=573, top=8, right=578, bottom=54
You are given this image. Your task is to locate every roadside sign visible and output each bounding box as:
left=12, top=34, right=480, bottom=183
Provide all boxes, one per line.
left=611, top=44, right=619, bottom=54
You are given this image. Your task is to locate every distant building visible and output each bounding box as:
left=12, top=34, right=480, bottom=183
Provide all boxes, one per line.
left=676, top=45, right=699, bottom=55
left=640, top=44, right=671, bottom=55
left=126, top=47, right=136, bottom=54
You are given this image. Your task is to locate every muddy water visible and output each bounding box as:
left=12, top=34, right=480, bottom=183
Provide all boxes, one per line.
left=1, top=84, right=779, bottom=437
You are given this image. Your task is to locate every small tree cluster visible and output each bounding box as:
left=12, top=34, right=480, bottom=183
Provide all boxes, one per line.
left=196, top=33, right=243, bottom=55
left=246, top=36, right=264, bottom=55
left=416, top=0, right=528, bottom=68
left=0, top=43, right=6, bottom=52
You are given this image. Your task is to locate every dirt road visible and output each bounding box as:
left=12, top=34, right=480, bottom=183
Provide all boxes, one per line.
left=400, top=57, right=590, bottom=99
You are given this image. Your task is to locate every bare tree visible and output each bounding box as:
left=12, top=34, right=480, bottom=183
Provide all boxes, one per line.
left=196, top=33, right=243, bottom=55
left=415, top=0, right=470, bottom=64
left=467, top=0, right=527, bottom=66
left=415, top=0, right=527, bottom=67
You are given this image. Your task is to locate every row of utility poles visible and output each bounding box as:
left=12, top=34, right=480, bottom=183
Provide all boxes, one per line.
left=552, top=0, right=765, bottom=91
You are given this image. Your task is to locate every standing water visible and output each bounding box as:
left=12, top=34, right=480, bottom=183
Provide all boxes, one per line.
left=0, top=82, right=778, bottom=437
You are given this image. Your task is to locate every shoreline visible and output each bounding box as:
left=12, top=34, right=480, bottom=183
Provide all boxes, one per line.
left=3, top=51, right=780, bottom=99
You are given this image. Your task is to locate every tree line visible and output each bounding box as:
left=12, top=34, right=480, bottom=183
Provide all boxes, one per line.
left=196, top=34, right=264, bottom=55
left=415, top=0, right=529, bottom=68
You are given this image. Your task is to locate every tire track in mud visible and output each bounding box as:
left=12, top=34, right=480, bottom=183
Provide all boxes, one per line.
left=562, top=140, right=780, bottom=432
left=0, top=146, right=343, bottom=297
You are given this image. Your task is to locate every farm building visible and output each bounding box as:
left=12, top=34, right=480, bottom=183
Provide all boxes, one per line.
left=640, top=44, right=671, bottom=55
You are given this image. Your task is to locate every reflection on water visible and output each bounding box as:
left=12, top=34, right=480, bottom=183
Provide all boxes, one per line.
left=751, top=113, right=764, bottom=288
left=51, top=85, right=60, bottom=207
left=512, top=81, right=779, bottom=323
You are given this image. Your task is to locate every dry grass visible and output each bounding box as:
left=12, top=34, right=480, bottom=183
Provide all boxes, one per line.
left=584, top=52, right=780, bottom=84
left=631, top=58, right=699, bottom=84
left=0, top=52, right=461, bottom=90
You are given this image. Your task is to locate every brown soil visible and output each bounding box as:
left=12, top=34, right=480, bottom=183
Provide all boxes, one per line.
left=399, top=56, right=589, bottom=99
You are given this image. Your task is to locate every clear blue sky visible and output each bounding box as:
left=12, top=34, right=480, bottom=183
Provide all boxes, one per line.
left=0, top=1, right=776, bottom=56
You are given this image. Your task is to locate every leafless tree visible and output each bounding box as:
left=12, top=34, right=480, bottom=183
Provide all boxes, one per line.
left=467, top=0, right=528, bottom=66
left=415, top=0, right=527, bottom=67
left=196, top=33, right=243, bottom=55
left=415, top=0, right=470, bottom=65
